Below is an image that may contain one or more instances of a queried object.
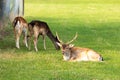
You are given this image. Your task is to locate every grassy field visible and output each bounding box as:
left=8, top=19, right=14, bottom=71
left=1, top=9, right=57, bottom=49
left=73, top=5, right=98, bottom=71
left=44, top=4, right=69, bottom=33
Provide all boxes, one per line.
left=0, top=0, right=120, bottom=80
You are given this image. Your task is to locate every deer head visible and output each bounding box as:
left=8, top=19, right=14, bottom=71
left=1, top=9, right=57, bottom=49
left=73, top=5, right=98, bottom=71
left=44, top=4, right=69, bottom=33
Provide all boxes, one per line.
left=56, top=33, right=78, bottom=60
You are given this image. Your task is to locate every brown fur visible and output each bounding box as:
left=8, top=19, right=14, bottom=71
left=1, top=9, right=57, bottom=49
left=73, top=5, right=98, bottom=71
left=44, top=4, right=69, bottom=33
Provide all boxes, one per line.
left=28, top=20, right=60, bottom=51
left=12, top=16, right=28, bottom=49
left=57, top=43, right=103, bottom=62
left=56, top=33, right=103, bottom=62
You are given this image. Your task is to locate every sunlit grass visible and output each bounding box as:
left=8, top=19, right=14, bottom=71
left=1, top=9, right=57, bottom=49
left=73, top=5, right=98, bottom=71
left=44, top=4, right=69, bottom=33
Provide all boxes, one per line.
left=0, top=0, right=120, bottom=80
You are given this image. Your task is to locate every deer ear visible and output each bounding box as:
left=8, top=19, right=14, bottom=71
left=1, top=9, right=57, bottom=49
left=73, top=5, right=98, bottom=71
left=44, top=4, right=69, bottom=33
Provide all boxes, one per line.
left=56, top=42, right=62, bottom=47
left=55, top=36, right=58, bottom=40
left=69, top=44, right=74, bottom=48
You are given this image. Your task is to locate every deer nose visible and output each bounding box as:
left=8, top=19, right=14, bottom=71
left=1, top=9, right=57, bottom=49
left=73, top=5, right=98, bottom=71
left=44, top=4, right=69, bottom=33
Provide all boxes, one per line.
left=62, top=50, right=65, bottom=54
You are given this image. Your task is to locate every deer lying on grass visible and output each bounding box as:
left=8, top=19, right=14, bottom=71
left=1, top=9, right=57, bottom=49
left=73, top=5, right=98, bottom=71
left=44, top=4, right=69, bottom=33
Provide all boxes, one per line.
left=28, top=20, right=60, bottom=51
left=56, top=33, right=103, bottom=62
left=12, top=16, right=28, bottom=49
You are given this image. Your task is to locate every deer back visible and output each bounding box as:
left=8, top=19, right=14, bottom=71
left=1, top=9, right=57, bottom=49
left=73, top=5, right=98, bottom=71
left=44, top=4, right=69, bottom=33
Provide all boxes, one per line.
left=28, top=20, right=49, bottom=35
left=12, top=16, right=28, bottom=28
left=28, top=20, right=60, bottom=50
left=61, top=45, right=103, bottom=62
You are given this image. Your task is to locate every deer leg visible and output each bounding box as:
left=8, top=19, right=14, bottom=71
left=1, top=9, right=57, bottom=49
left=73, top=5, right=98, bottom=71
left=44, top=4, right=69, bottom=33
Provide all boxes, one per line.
left=28, top=36, right=31, bottom=50
left=33, top=32, right=39, bottom=51
left=42, top=35, right=46, bottom=50
left=15, top=29, right=22, bottom=49
left=27, top=35, right=31, bottom=50
left=23, top=28, right=28, bottom=48
left=28, top=32, right=33, bottom=51
left=16, top=35, right=20, bottom=49
left=34, top=37, right=38, bottom=52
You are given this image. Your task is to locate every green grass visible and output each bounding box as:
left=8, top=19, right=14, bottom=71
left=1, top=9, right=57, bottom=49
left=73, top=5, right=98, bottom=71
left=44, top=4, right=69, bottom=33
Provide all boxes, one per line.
left=0, top=0, right=120, bottom=80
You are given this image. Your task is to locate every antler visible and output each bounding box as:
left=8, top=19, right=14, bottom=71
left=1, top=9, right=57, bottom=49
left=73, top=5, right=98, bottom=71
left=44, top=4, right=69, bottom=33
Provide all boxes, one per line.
left=67, top=32, right=78, bottom=44
left=56, top=32, right=63, bottom=43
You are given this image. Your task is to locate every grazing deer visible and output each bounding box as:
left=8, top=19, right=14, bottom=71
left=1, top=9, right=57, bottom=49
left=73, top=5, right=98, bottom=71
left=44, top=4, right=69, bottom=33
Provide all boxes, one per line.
left=56, top=33, right=103, bottom=62
left=28, top=20, right=60, bottom=51
left=12, top=16, right=28, bottom=49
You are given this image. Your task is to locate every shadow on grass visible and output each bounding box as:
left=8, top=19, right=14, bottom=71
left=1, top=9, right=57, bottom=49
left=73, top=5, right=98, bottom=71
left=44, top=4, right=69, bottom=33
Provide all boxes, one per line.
left=0, top=16, right=120, bottom=53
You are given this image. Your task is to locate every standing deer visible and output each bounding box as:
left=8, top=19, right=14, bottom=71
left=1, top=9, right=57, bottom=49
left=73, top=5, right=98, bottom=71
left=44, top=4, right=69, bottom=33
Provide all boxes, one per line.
left=28, top=20, right=60, bottom=51
left=12, top=16, right=28, bottom=49
left=56, top=33, right=103, bottom=62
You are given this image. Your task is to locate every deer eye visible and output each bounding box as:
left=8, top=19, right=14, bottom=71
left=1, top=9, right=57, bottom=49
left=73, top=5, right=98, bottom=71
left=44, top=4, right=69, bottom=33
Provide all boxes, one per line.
left=65, top=47, right=69, bottom=49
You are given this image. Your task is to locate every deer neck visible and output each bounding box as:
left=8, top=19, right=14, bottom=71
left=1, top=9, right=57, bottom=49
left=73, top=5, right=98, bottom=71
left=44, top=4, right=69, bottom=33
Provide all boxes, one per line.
left=47, top=30, right=60, bottom=50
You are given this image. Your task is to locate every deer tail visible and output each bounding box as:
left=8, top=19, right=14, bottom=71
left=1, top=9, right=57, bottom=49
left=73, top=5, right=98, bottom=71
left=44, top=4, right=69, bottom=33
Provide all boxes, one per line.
left=99, top=56, right=103, bottom=61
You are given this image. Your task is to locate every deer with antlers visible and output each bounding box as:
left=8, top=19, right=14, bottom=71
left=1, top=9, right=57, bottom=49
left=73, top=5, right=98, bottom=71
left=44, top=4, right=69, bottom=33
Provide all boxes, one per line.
left=12, top=16, right=28, bottom=49
left=56, top=33, right=103, bottom=62
left=27, top=20, right=60, bottom=51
